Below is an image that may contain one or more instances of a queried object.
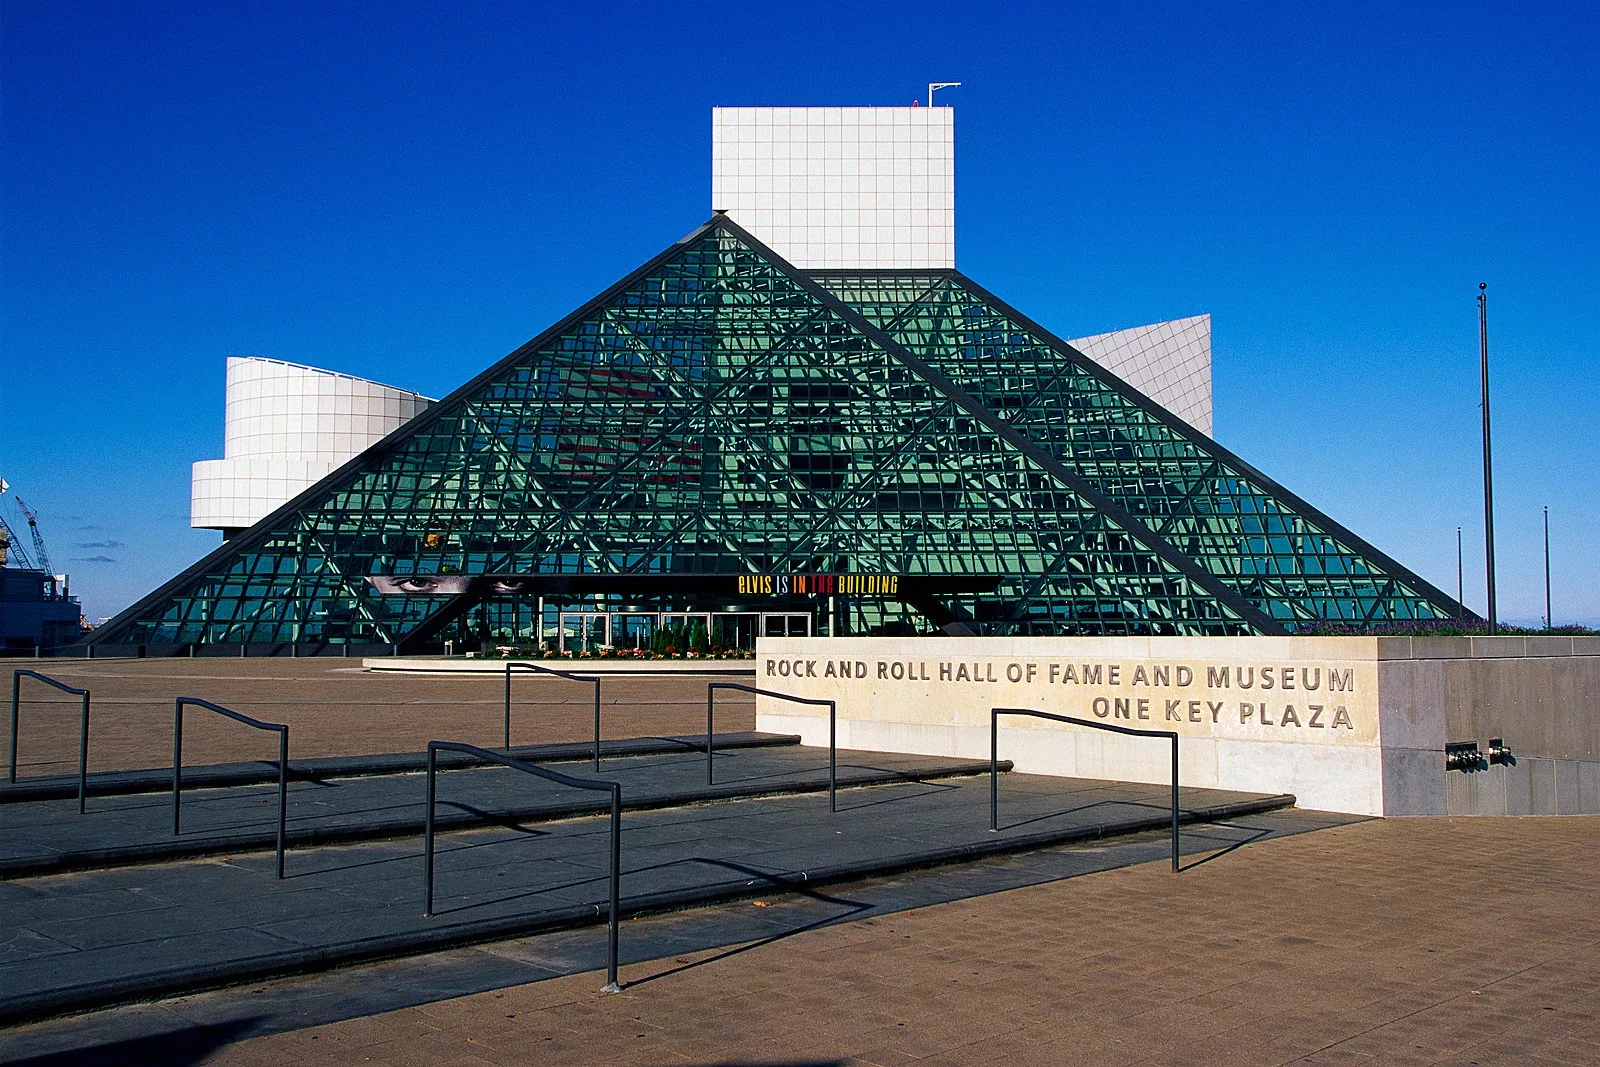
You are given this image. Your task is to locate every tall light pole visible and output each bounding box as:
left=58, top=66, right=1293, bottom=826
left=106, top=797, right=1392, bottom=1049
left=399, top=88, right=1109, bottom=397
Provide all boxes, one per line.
left=1544, top=506, right=1552, bottom=630
left=1478, top=283, right=1497, bottom=634
left=1456, top=526, right=1464, bottom=625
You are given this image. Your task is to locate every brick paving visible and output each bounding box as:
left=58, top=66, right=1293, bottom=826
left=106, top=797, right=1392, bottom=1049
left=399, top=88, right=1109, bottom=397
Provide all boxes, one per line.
left=0, top=769, right=1282, bottom=1020
left=204, top=816, right=1599, bottom=1067
left=4, top=660, right=751, bottom=777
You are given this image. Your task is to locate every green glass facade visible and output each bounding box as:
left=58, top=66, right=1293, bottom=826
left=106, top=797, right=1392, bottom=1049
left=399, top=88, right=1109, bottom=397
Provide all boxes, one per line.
left=816, top=271, right=1455, bottom=628
left=86, top=216, right=1467, bottom=653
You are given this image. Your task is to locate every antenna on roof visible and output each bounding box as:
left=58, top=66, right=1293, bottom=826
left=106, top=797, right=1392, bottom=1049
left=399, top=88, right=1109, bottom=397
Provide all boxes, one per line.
left=928, top=82, right=961, bottom=106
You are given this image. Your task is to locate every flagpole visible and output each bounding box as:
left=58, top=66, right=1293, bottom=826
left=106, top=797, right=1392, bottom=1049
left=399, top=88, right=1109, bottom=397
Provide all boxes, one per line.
left=1478, top=283, right=1497, bottom=635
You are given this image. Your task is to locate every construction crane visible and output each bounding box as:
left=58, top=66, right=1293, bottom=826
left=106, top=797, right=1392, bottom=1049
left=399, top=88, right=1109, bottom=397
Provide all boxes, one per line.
left=13, top=496, right=54, bottom=574
left=0, top=479, right=36, bottom=569
left=0, top=513, right=32, bottom=568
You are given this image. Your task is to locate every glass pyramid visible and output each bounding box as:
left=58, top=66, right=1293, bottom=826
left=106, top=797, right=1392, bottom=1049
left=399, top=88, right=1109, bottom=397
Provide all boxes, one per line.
left=813, top=270, right=1458, bottom=628
left=88, top=217, right=1464, bottom=652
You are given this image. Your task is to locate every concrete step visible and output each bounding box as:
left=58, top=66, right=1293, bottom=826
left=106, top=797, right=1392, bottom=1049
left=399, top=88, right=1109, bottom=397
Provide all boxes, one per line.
left=0, top=772, right=1295, bottom=1026
left=0, top=746, right=1009, bottom=878
left=0, top=806, right=1359, bottom=1060
left=0, top=731, right=799, bottom=803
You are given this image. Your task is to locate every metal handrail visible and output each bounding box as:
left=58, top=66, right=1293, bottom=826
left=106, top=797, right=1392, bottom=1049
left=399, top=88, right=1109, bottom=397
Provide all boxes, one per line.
left=9, top=670, right=91, bottom=814
left=990, top=708, right=1181, bottom=872
left=707, top=683, right=838, bottom=811
left=173, top=697, right=290, bottom=879
left=504, top=663, right=602, bottom=771
left=423, top=740, right=622, bottom=992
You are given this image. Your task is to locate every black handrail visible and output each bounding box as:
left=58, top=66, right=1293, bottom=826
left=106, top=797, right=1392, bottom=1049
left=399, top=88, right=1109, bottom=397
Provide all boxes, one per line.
left=990, top=708, right=1181, bottom=872
left=707, top=683, right=838, bottom=811
left=9, top=670, right=91, bottom=814
left=173, top=697, right=289, bottom=879
left=423, top=740, right=622, bottom=991
left=504, top=663, right=602, bottom=771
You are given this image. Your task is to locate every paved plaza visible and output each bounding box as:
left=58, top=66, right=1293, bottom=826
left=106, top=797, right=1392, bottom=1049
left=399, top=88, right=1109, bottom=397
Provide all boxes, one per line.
left=1, top=660, right=1595, bottom=1066
left=6, top=659, right=749, bottom=777
left=0, top=814, right=1592, bottom=1066
left=208, top=817, right=1600, bottom=1066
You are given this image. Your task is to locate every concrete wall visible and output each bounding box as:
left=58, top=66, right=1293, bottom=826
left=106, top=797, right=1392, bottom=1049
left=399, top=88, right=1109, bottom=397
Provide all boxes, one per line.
left=753, top=636, right=1600, bottom=817
left=1376, top=636, right=1600, bottom=816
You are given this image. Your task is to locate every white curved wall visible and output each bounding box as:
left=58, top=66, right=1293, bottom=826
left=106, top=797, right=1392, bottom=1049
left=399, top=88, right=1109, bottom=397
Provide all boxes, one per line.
left=192, top=357, right=432, bottom=532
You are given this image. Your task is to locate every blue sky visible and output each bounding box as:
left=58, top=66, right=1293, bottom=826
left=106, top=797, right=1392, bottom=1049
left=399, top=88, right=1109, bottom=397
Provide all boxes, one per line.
left=3, top=1, right=1596, bottom=626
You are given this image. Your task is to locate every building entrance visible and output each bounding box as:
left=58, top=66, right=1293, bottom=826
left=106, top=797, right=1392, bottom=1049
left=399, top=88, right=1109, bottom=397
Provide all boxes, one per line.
left=614, top=613, right=655, bottom=650
left=761, top=613, right=811, bottom=638
left=557, top=612, right=611, bottom=653
left=551, top=609, right=811, bottom=653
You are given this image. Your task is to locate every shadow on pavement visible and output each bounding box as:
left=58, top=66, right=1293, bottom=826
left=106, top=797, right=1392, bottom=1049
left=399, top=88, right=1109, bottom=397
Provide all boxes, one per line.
left=830, top=777, right=961, bottom=813
left=4, top=1018, right=264, bottom=1066
left=1178, top=822, right=1277, bottom=872
left=624, top=861, right=872, bottom=990
left=994, top=795, right=1170, bottom=833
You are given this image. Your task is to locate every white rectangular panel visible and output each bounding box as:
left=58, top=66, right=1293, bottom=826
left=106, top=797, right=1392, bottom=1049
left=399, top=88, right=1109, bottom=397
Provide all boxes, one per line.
left=712, top=106, right=955, bottom=270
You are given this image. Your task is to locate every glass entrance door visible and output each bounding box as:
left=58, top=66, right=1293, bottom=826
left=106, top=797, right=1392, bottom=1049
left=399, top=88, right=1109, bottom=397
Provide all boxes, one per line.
left=711, top=612, right=758, bottom=650
left=615, top=613, right=655, bottom=650
left=760, top=612, right=811, bottom=638
left=557, top=612, right=611, bottom=653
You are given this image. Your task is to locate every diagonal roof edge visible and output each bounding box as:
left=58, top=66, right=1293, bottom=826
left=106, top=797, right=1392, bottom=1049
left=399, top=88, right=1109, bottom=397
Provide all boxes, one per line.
left=707, top=215, right=1287, bottom=635
left=90, top=214, right=1453, bottom=646
left=944, top=270, right=1476, bottom=624
left=89, top=218, right=730, bottom=646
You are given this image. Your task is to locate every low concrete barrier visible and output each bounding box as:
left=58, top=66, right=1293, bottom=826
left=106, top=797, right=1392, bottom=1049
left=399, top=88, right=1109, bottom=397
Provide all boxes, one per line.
left=365, top=657, right=756, bottom=676
left=753, top=636, right=1600, bottom=817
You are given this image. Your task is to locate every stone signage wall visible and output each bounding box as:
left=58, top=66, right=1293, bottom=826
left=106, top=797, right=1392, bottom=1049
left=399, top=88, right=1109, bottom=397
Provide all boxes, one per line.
left=753, top=636, right=1600, bottom=816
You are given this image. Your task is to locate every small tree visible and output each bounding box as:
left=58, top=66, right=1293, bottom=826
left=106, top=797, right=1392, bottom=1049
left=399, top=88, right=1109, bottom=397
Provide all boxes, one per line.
left=689, top=620, right=710, bottom=656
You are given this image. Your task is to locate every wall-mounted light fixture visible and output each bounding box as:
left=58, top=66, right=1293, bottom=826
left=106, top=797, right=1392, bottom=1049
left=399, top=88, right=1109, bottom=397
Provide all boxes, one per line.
left=1445, top=741, right=1484, bottom=772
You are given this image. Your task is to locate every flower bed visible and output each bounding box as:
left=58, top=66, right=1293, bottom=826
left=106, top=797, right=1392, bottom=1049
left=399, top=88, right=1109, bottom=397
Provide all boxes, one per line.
left=486, top=645, right=757, bottom=661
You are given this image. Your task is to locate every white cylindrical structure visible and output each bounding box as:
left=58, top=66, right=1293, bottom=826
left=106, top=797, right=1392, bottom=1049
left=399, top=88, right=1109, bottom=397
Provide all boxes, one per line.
left=191, top=357, right=432, bottom=534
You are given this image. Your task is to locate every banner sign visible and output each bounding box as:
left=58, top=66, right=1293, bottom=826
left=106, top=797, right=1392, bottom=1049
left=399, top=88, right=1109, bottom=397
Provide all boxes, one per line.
left=367, top=572, right=993, bottom=599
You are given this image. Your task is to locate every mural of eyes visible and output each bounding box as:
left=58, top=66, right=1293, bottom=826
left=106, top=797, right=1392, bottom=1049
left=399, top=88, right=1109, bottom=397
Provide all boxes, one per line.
left=366, top=575, right=472, bottom=596
left=489, top=578, right=534, bottom=595
left=395, top=577, right=443, bottom=593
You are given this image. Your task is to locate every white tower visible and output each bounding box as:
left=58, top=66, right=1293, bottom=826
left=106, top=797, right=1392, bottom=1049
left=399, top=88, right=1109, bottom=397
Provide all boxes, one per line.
left=713, top=106, right=956, bottom=270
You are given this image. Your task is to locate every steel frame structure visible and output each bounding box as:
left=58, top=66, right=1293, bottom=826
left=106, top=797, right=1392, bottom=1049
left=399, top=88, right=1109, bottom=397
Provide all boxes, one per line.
left=85, top=217, right=1468, bottom=653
